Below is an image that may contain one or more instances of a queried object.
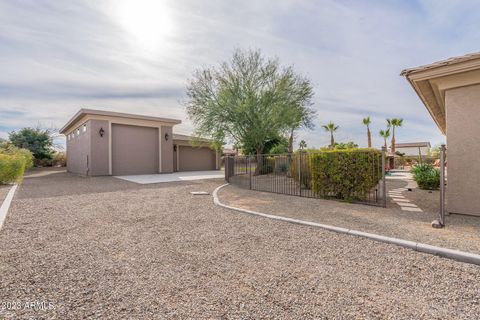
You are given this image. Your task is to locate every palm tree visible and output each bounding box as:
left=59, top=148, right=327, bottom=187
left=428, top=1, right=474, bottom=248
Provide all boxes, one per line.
left=299, top=140, right=307, bottom=150
left=379, top=128, right=390, bottom=150
left=322, top=121, right=339, bottom=148
left=386, top=118, right=403, bottom=153
left=363, top=116, right=372, bottom=148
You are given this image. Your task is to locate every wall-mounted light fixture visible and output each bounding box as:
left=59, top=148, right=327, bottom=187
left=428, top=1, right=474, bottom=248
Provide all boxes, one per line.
left=164, top=133, right=170, bottom=141
left=99, top=127, right=105, bottom=137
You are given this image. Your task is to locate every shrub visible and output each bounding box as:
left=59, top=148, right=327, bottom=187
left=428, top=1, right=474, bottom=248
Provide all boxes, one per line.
left=410, top=163, right=440, bottom=190
left=307, top=149, right=382, bottom=201
left=0, top=146, right=33, bottom=184
left=9, top=127, right=55, bottom=160
left=52, top=152, right=67, bottom=167
left=34, top=158, right=53, bottom=167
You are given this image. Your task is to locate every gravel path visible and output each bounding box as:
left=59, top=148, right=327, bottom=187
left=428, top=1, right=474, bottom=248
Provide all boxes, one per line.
left=219, top=181, right=480, bottom=254
left=1, top=170, right=479, bottom=319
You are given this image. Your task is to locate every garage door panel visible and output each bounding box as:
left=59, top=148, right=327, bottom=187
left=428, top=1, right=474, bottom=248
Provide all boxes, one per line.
left=179, top=146, right=216, bottom=171
left=112, top=124, right=159, bottom=175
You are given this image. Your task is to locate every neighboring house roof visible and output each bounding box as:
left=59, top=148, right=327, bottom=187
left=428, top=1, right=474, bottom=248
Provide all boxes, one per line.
left=401, top=52, right=480, bottom=135
left=60, top=108, right=181, bottom=134
left=223, top=149, right=237, bottom=155
left=172, top=133, right=211, bottom=143
left=395, top=142, right=431, bottom=148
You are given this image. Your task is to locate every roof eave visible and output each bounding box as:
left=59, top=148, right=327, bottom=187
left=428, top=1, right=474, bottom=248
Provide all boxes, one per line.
left=60, top=108, right=182, bottom=134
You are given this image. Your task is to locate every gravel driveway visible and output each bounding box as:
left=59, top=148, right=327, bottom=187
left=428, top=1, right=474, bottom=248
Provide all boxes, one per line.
left=0, top=170, right=479, bottom=319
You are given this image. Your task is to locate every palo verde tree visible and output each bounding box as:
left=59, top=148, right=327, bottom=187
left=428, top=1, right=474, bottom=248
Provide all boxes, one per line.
left=185, top=49, right=315, bottom=161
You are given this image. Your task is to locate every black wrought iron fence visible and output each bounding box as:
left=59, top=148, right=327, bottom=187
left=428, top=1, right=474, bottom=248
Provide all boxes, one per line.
left=225, top=149, right=386, bottom=207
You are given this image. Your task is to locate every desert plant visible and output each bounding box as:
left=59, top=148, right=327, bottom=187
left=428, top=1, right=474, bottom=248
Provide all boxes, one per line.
left=410, top=163, right=440, bottom=190
left=52, top=152, right=67, bottom=167
left=0, top=147, right=33, bottom=184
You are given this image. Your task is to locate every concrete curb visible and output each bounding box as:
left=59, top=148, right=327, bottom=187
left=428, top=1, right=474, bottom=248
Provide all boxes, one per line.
left=212, top=183, right=480, bottom=266
left=0, top=184, right=18, bottom=230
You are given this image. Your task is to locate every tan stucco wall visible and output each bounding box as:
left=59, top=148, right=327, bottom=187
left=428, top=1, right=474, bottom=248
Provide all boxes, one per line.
left=161, top=126, right=174, bottom=173
left=66, top=121, right=90, bottom=175
left=445, top=84, right=480, bottom=216
left=89, top=120, right=110, bottom=176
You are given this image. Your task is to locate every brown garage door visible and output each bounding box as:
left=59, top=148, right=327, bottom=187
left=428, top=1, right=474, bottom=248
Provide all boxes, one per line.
left=112, top=124, right=159, bottom=175
left=178, top=146, right=216, bottom=171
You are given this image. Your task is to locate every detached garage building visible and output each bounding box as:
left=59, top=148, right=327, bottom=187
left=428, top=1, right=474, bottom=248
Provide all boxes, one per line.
left=60, top=109, right=220, bottom=176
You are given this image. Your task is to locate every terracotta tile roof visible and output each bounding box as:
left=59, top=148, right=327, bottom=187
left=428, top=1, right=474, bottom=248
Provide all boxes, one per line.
left=400, top=52, right=480, bottom=76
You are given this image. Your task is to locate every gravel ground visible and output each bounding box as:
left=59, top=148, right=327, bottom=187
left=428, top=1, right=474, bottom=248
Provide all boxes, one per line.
left=219, top=180, right=480, bottom=254
left=0, top=170, right=479, bottom=319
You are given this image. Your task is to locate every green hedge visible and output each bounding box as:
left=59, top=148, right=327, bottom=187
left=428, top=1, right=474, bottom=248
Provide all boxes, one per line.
left=410, top=163, right=440, bottom=190
left=0, top=146, right=33, bottom=184
left=291, top=149, right=382, bottom=201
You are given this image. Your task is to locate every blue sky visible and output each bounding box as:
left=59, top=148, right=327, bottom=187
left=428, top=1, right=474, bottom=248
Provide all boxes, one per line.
left=1, top=0, right=480, bottom=149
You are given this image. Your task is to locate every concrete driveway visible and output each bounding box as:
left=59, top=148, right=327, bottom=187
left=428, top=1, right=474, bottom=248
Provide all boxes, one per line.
left=115, top=170, right=224, bottom=184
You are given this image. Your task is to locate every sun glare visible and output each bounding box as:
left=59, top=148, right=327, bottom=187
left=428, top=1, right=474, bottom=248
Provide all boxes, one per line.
left=114, top=0, right=174, bottom=50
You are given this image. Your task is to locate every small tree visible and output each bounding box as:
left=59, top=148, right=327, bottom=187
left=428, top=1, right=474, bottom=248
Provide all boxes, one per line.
left=8, top=127, right=54, bottom=160
left=322, top=122, right=339, bottom=148
left=363, top=116, right=372, bottom=148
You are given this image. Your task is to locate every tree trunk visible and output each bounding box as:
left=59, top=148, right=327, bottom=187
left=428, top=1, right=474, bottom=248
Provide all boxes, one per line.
left=330, top=132, right=334, bottom=148
left=367, top=126, right=372, bottom=148
left=391, top=127, right=396, bottom=153
left=288, top=129, right=294, bottom=154
left=384, top=138, right=387, bottom=150
left=255, top=146, right=263, bottom=175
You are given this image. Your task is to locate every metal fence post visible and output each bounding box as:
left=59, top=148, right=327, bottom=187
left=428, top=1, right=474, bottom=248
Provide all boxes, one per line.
left=381, top=146, right=387, bottom=208
left=249, top=156, right=252, bottom=190
left=298, top=152, right=302, bottom=197
left=439, top=144, right=446, bottom=226
left=225, top=156, right=229, bottom=182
